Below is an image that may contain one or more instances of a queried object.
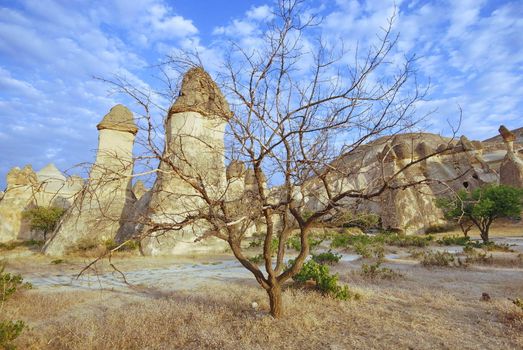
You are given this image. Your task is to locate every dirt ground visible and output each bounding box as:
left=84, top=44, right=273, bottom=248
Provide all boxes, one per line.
left=1, top=223, right=522, bottom=349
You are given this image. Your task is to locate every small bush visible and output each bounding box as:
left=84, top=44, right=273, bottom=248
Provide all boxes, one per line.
left=0, top=264, right=31, bottom=349
left=331, top=232, right=432, bottom=249
left=292, top=260, right=359, bottom=300
left=75, top=237, right=99, bottom=251
left=464, top=248, right=493, bottom=264
left=332, top=211, right=380, bottom=230
left=0, top=240, right=43, bottom=251
left=513, top=298, right=523, bottom=310
left=286, top=236, right=323, bottom=252
left=361, top=261, right=402, bottom=279
left=50, top=259, right=65, bottom=265
left=0, top=320, right=25, bottom=350
left=420, top=251, right=455, bottom=267
left=437, top=235, right=470, bottom=246
left=248, top=238, right=262, bottom=248
left=383, top=233, right=433, bottom=247
left=466, top=241, right=513, bottom=252
left=311, top=250, right=341, bottom=265
left=0, top=264, right=32, bottom=302
left=103, top=239, right=140, bottom=252
left=425, top=223, right=455, bottom=234
left=248, top=254, right=263, bottom=265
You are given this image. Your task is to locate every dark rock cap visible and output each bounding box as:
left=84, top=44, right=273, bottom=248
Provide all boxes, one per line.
left=499, top=125, right=516, bottom=143
left=169, top=67, right=232, bottom=120
left=97, top=104, right=138, bottom=135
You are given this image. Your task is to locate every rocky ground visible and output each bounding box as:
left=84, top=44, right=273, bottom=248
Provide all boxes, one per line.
left=1, top=224, right=522, bottom=349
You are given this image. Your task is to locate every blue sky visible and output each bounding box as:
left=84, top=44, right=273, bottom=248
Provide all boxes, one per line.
left=0, top=0, right=522, bottom=188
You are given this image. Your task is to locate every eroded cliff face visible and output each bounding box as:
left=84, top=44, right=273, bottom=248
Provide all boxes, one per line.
left=44, top=105, right=137, bottom=256
left=301, top=132, right=507, bottom=234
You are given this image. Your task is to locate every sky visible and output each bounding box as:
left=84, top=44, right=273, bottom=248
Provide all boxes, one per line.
left=0, top=0, right=522, bottom=188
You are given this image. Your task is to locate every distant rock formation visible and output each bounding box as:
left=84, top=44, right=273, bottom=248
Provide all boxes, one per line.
left=44, top=105, right=138, bottom=255
left=498, top=125, right=523, bottom=188
left=303, top=133, right=499, bottom=234
left=0, top=164, right=82, bottom=242
left=139, top=67, right=232, bottom=255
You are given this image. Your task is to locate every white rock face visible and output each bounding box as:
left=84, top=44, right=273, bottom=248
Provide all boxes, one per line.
left=0, top=164, right=82, bottom=242
left=0, top=166, right=38, bottom=242
left=34, top=163, right=83, bottom=209
left=303, top=133, right=500, bottom=234
left=140, top=68, right=232, bottom=255
left=44, top=105, right=137, bottom=255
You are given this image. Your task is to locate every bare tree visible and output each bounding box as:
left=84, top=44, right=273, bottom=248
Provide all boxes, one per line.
left=95, top=0, right=460, bottom=318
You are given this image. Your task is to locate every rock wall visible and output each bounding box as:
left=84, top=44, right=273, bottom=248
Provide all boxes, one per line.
left=303, top=133, right=500, bottom=234
left=44, top=105, right=137, bottom=255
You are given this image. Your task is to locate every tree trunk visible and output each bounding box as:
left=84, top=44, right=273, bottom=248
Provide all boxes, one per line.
left=267, top=284, right=283, bottom=318
left=480, top=229, right=489, bottom=243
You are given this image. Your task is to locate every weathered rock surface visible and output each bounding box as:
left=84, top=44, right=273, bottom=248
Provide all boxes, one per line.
left=44, top=105, right=137, bottom=255
left=139, top=68, right=231, bottom=255
left=0, top=164, right=82, bottom=242
left=303, top=133, right=500, bottom=234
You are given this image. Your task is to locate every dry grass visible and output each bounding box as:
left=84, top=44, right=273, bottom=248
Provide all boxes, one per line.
left=2, top=269, right=521, bottom=350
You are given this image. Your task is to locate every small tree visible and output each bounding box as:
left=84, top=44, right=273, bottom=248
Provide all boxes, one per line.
left=437, top=185, right=523, bottom=242
left=436, top=195, right=474, bottom=237
left=23, top=206, right=65, bottom=241
left=98, top=0, right=458, bottom=318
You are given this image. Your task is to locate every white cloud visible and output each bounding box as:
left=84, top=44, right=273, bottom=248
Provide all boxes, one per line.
left=147, top=4, right=198, bottom=38
left=0, top=67, right=42, bottom=98
left=246, top=5, right=274, bottom=21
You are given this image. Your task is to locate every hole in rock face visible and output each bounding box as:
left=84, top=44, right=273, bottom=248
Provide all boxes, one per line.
left=472, top=174, right=479, bottom=180
left=463, top=181, right=469, bottom=188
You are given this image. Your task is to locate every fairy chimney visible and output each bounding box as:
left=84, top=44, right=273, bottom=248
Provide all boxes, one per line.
left=141, top=67, right=231, bottom=255
left=44, top=105, right=138, bottom=255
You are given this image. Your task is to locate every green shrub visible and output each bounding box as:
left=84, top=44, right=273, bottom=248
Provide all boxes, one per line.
left=292, top=260, right=359, bottom=300
left=50, top=259, right=65, bottom=265
left=330, top=233, right=374, bottom=249
left=466, top=241, right=513, bottom=252
left=0, top=264, right=32, bottom=302
left=286, top=235, right=323, bottom=252
left=331, top=232, right=432, bottom=250
left=22, top=206, right=65, bottom=241
left=420, top=251, right=455, bottom=267
left=248, top=254, right=263, bottom=265
left=248, top=238, right=262, bottom=248
left=0, top=264, right=31, bottom=349
left=0, top=320, right=25, bottom=350
left=382, top=233, right=433, bottom=247
left=437, top=235, right=470, bottom=246
left=332, top=211, right=380, bottom=230
left=361, top=261, right=402, bottom=279
left=311, top=250, right=341, bottom=265
left=103, top=239, right=140, bottom=252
